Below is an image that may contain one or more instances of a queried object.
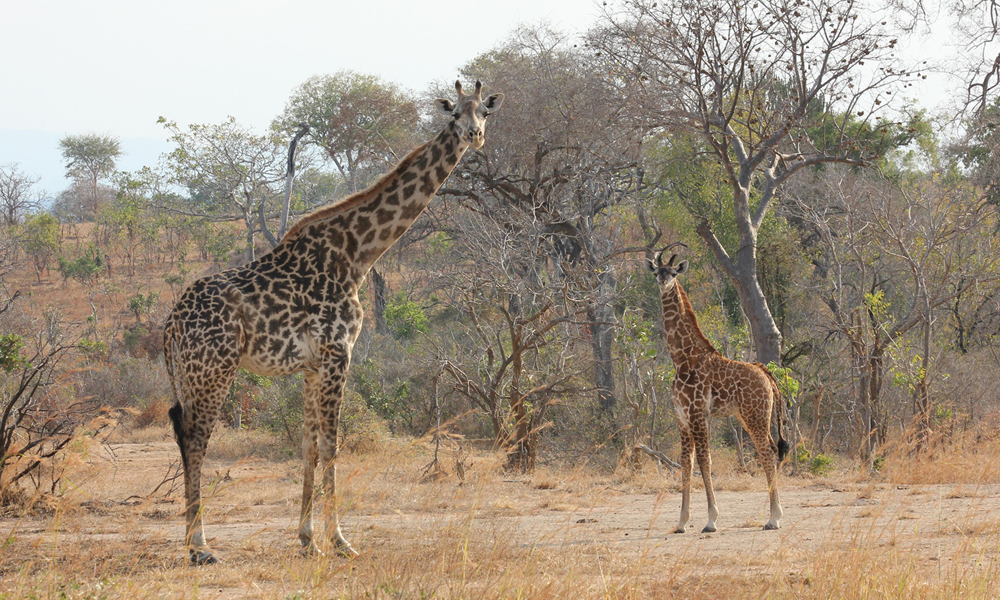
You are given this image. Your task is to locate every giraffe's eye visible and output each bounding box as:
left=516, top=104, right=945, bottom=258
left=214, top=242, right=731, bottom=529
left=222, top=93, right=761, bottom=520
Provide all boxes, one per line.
left=483, top=111, right=491, bottom=118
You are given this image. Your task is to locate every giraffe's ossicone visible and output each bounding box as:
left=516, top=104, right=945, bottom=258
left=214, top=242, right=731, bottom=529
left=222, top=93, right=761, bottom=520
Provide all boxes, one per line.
left=648, top=245, right=789, bottom=535
left=164, top=81, right=503, bottom=565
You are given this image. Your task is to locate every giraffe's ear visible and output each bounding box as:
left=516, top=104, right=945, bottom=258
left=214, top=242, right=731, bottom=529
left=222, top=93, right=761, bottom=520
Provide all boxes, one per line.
left=646, top=258, right=656, bottom=272
left=484, top=93, right=504, bottom=112
left=436, top=98, right=456, bottom=115
left=676, top=260, right=689, bottom=274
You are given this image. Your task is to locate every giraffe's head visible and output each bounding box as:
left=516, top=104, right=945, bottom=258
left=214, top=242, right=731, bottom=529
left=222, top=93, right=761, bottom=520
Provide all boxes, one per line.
left=648, top=242, right=689, bottom=289
left=436, top=80, right=504, bottom=150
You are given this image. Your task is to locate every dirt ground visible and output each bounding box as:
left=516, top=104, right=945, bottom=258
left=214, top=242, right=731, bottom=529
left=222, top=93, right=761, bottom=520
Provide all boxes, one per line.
left=2, top=436, right=999, bottom=598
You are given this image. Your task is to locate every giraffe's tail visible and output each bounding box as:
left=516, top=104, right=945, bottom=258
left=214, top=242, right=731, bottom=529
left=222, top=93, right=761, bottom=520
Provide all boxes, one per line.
left=169, top=402, right=187, bottom=470
left=164, top=323, right=189, bottom=471
left=759, top=363, right=791, bottom=464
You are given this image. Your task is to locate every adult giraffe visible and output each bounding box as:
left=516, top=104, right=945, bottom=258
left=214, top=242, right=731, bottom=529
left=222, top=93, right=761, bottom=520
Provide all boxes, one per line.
left=164, top=81, right=503, bottom=564
left=648, top=244, right=789, bottom=534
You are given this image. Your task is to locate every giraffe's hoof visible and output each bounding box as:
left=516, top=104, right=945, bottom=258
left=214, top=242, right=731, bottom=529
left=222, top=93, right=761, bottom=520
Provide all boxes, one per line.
left=189, top=549, right=218, bottom=565
left=673, top=527, right=686, bottom=534
left=300, top=543, right=324, bottom=558
left=701, top=525, right=717, bottom=533
left=763, top=522, right=781, bottom=531
left=335, top=541, right=359, bottom=559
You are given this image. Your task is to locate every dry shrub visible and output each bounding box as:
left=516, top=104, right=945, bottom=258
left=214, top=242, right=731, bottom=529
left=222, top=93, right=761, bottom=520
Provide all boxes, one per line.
left=206, top=426, right=293, bottom=462
left=880, top=416, right=1000, bottom=485
left=131, top=398, right=171, bottom=429
left=120, top=322, right=164, bottom=359
left=110, top=423, right=172, bottom=444
left=341, top=391, right=391, bottom=455
left=78, top=357, right=170, bottom=410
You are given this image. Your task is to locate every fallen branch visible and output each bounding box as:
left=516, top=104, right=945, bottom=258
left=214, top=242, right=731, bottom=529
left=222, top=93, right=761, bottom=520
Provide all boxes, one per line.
left=633, top=444, right=682, bottom=473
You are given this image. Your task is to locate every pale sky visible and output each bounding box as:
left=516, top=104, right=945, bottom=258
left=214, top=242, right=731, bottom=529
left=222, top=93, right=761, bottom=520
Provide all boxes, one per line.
left=0, top=0, right=602, bottom=195
left=0, top=0, right=955, bottom=198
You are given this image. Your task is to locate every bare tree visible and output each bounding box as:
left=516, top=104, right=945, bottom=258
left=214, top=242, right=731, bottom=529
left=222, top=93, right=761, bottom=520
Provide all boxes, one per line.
left=592, top=0, right=921, bottom=365
left=0, top=164, right=41, bottom=227
left=431, top=206, right=588, bottom=472
left=0, top=312, right=113, bottom=499
left=787, top=164, right=999, bottom=461
left=944, top=0, right=1000, bottom=116
left=438, top=26, right=645, bottom=415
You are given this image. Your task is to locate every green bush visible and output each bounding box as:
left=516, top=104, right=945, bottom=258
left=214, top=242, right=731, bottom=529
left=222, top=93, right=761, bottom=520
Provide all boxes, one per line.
left=0, top=334, right=28, bottom=372
left=809, top=453, right=835, bottom=477
left=352, top=357, right=411, bottom=425
left=384, top=292, right=428, bottom=340
left=127, top=290, right=159, bottom=322
left=57, top=245, right=105, bottom=285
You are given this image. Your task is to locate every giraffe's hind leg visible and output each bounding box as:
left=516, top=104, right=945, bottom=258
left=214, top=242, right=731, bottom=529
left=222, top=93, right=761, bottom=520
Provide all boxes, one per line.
left=741, top=409, right=783, bottom=530
left=169, top=363, right=237, bottom=565
left=298, top=373, right=321, bottom=555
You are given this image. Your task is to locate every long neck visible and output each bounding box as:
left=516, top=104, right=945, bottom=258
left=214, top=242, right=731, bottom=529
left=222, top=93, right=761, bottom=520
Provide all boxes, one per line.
left=279, top=121, right=466, bottom=279
left=660, top=282, right=717, bottom=368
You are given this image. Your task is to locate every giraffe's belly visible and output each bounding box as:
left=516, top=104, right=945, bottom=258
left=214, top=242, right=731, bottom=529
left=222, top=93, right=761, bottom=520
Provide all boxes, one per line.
left=238, top=318, right=360, bottom=377
left=238, top=347, right=307, bottom=377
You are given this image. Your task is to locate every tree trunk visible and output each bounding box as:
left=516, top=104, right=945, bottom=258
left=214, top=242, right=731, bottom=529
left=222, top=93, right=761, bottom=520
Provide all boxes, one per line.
left=733, top=269, right=782, bottom=365
left=371, top=267, right=389, bottom=335
left=590, top=305, right=617, bottom=413
left=244, top=212, right=256, bottom=263
left=695, top=219, right=782, bottom=366
left=590, top=268, right=618, bottom=413
left=506, top=330, right=533, bottom=473
left=856, top=344, right=885, bottom=464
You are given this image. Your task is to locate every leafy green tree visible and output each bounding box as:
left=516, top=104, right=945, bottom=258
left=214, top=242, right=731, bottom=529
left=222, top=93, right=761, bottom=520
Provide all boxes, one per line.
left=225, top=368, right=273, bottom=430
left=276, top=71, right=419, bottom=193
left=58, top=133, right=121, bottom=223
left=593, top=0, right=923, bottom=365
left=127, top=290, right=159, bottom=323
left=159, top=116, right=286, bottom=263
left=57, top=244, right=105, bottom=287
left=957, top=98, right=1000, bottom=207
left=20, top=212, right=61, bottom=283
left=190, top=221, right=240, bottom=270
left=0, top=334, right=28, bottom=372
left=101, top=172, right=161, bottom=278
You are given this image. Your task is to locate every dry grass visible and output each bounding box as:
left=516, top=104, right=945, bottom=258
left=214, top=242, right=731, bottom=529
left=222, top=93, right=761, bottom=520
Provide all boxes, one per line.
left=879, top=429, right=1000, bottom=486
left=1, top=428, right=999, bottom=599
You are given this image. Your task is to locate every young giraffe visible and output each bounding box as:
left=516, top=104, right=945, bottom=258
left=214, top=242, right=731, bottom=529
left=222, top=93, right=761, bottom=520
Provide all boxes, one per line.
left=164, top=81, right=504, bottom=564
left=648, top=246, right=789, bottom=534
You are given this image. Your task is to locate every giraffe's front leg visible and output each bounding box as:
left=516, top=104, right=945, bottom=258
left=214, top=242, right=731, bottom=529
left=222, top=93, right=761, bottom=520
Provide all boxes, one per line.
left=674, top=427, right=694, bottom=534
left=316, top=354, right=358, bottom=558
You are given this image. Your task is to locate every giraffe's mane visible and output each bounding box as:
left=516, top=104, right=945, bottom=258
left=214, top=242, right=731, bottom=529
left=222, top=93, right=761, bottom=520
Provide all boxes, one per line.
left=674, top=283, right=719, bottom=355
left=279, top=140, right=431, bottom=244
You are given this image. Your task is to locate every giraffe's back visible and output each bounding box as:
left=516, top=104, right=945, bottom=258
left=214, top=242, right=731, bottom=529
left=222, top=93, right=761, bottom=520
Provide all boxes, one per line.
left=694, top=354, right=776, bottom=419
